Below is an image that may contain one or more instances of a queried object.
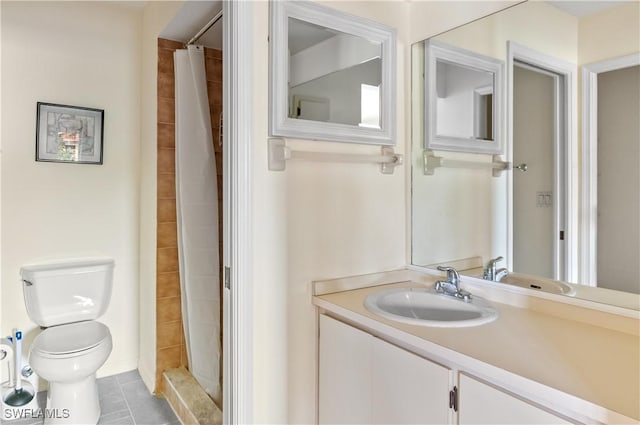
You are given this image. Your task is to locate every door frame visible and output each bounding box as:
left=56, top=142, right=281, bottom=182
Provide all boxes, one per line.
left=506, top=41, right=578, bottom=282
left=223, top=1, right=254, bottom=423
left=580, top=53, right=640, bottom=286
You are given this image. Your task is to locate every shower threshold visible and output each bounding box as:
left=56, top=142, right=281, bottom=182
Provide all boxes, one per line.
left=163, top=367, right=222, bottom=425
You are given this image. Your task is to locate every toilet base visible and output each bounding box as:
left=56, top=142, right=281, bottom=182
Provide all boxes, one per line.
left=44, top=373, right=100, bottom=425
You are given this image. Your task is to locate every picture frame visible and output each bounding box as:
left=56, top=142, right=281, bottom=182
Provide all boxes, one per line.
left=36, top=102, right=104, bottom=164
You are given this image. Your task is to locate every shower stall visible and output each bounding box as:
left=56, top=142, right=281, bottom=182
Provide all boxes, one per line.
left=174, top=43, right=222, bottom=403
left=154, top=5, right=225, bottom=420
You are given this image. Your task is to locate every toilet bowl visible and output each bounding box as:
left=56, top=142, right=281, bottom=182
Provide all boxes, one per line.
left=20, top=258, right=114, bottom=425
left=29, top=321, right=112, bottom=425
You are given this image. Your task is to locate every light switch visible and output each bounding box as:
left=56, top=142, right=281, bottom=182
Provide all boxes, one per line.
left=536, top=191, right=552, bottom=207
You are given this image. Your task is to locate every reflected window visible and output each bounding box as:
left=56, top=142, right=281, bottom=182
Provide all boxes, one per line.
left=359, top=84, right=380, bottom=128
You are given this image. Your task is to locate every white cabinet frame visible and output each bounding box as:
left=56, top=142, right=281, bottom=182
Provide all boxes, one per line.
left=425, top=40, right=505, bottom=154
left=269, top=1, right=397, bottom=145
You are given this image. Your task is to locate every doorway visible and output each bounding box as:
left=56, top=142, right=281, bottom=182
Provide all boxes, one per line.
left=507, top=42, right=577, bottom=282
left=145, top=1, right=253, bottom=423
left=512, top=63, right=560, bottom=279
left=596, top=65, right=639, bottom=293
left=155, top=2, right=229, bottom=422
left=582, top=55, right=640, bottom=292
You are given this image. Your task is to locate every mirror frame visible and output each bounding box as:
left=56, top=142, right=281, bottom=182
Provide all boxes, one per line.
left=425, top=40, right=504, bottom=154
left=269, top=1, right=396, bottom=145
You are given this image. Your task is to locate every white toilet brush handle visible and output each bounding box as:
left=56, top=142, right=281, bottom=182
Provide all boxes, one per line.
left=13, top=329, right=22, bottom=391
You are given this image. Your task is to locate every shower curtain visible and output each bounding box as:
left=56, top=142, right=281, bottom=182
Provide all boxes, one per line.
left=174, top=45, right=221, bottom=403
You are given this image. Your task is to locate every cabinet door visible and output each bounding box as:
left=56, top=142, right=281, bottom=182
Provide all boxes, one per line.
left=459, top=373, right=572, bottom=424
left=319, top=315, right=372, bottom=424
left=371, top=337, right=452, bottom=424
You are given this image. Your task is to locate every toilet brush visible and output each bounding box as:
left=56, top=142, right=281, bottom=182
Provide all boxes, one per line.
left=2, top=330, right=34, bottom=407
left=1, top=337, right=14, bottom=388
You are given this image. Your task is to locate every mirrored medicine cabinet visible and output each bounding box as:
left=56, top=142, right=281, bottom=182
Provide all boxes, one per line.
left=425, top=40, right=504, bottom=154
left=269, top=1, right=396, bottom=145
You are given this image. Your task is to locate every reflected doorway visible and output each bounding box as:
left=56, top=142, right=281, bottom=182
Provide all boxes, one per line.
left=582, top=59, right=640, bottom=293
left=508, top=42, right=576, bottom=283
left=513, top=63, right=561, bottom=279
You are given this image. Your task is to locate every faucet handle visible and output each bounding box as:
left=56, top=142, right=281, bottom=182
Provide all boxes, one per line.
left=484, top=256, right=505, bottom=280
left=437, top=266, right=460, bottom=286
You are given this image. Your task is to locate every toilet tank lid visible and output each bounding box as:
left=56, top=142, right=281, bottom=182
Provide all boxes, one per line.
left=20, top=257, right=115, bottom=279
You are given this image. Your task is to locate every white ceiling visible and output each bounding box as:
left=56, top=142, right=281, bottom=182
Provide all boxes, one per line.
left=160, top=0, right=223, bottom=50
left=547, top=1, right=627, bottom=17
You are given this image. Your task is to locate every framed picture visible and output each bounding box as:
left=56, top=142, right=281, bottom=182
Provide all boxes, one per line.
left=36, top=102, right=104, bottom=164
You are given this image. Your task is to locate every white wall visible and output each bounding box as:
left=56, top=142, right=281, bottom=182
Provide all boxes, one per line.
left=434, top=1, right=578, bottom=63
left=245, top=1, right=410, bottom=423
left=578, top=1, right=640, bottom=65
left=250, top=1, right=531, bottom=423
left=1, top=2, right=143, bottom=378
left=251, top=3, right=288, bottom=422
left=409, top=1, right=519, bottom=44
left=255, top=1, right=544, bottom=422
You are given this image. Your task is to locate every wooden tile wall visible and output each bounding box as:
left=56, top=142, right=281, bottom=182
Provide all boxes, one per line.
left=155, top=38, right=223, bottom=394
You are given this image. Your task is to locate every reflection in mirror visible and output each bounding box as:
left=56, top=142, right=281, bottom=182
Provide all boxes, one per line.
left=436, top=60, right=494, bottom=140
left=270, top=1, right=396, bottom=145
left=288, top=18, right=382, bottom=128
left=411, top=1, right=640, bottom=309
left=425, top=40, right=503, bottom=154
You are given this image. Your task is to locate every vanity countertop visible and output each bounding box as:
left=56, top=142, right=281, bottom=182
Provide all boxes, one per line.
left=313, top=274, right=640, bottom=422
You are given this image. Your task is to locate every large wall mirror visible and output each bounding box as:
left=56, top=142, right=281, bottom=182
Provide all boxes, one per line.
left=411, top=1, right=640, bottom=309
left=270, top=1, right=396, bottom=145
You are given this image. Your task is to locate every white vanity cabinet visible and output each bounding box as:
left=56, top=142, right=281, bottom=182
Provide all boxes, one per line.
left=458, top=373, right=571, bottom=424
left=319, top=314, right=451, bottom=424
left=371, top=333, right=452, bottom=424
left=319, top=314, right=371, bottom=423
left=319, top=314, right=573, bottom=425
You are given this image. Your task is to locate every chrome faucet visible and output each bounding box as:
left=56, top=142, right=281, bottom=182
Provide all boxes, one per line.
left=483, top=256, right=509, bottom=281
left=435, top=266, right=472, bottom=302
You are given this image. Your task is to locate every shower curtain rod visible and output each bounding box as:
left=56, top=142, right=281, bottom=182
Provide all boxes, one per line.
left=187, top=10, right=223, bottom=46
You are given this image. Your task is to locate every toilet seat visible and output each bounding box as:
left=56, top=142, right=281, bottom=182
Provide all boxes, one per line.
left=32, top=321, right=110, bottom=356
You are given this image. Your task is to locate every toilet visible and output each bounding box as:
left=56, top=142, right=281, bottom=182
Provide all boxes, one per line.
left=20, top=258, right=114, bottom=425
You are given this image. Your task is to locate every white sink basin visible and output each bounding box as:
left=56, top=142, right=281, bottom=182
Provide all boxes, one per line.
left=499, top=274, right=576, bottom=296
left=364, top=287, right=498, bottom=328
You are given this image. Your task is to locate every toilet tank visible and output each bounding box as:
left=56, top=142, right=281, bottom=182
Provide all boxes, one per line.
left=20, top=258, right=115, bottom=327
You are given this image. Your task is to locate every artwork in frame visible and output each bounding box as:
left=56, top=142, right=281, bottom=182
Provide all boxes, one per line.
left=36, top=102, right=104, bottom=164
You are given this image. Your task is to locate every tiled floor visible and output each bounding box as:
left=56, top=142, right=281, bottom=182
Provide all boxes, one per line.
left=2, top=370, right=179, bottom=425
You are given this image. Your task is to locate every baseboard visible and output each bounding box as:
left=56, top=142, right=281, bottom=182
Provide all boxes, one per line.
left=138, top=360, right=156, bottom=394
